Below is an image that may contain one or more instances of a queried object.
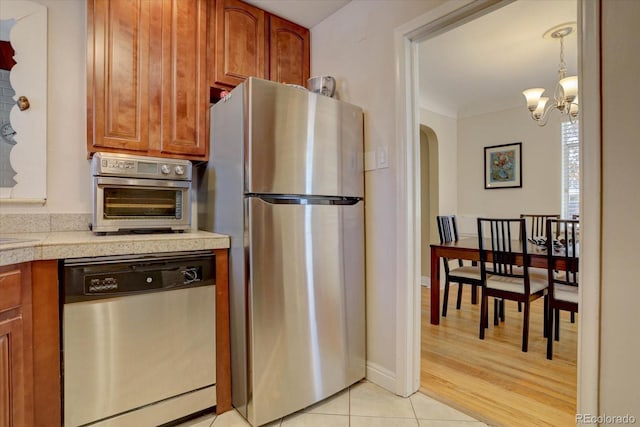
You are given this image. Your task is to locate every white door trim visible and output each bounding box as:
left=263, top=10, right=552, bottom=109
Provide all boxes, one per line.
left=393, top=0, right=601, bottom=416
left=392, top=0, right=503, bottom=397
left=575, top=0, right=601, bottom=415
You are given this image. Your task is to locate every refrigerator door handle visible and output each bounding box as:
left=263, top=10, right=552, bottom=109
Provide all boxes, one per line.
left=251, top=194, right=362, bottom=206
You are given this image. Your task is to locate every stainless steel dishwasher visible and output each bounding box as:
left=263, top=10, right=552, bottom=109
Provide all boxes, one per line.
left=61, top=251, right=217, bottom=427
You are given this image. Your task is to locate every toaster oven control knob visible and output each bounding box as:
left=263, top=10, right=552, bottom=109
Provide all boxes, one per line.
left=174, top=165, right=185, bottom=176
left=161, top=164, right=171, bottom=175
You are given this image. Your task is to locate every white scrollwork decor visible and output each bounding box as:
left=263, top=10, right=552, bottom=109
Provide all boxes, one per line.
left=0, top=0, right=47, bottom=203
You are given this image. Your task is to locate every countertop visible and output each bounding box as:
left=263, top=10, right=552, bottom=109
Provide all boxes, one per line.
left=0, top=230, right=230, bottom=266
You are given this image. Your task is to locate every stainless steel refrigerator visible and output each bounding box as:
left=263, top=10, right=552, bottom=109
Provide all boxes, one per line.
left=197, top=77, right=365, bottom=426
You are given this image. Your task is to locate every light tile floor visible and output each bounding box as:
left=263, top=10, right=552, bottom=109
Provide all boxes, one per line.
left=180, top=380, right=487, bottom=427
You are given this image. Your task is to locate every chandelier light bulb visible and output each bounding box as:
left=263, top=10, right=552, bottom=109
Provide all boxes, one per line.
left=559, top=75, right=578, bottom=102
left=523, top=88, right=546, bottom=111
left=533, top=97, right=549, bottom=119
left=569, top=95, right=579, bottom=118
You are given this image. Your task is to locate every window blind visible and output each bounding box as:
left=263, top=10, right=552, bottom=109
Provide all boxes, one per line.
left=562, top=120, right=580, bottom=218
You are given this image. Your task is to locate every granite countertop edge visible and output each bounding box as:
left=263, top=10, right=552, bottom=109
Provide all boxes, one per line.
left=0, top=230, right=230, bottom=267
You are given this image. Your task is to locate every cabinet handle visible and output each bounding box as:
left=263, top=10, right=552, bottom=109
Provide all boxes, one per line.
left=17, top=96, right=30, bottom=111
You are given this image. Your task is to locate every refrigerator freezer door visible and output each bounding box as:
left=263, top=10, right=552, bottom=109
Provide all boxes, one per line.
left=246, top=78, right=364, bottom=198
left=247, top=196, right=365, bottom=426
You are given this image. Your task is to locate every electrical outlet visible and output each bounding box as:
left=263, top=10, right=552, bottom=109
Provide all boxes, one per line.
left=377, top=145, right=389, bottom=168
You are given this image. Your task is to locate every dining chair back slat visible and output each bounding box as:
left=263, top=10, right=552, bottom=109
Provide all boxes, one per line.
left=482, top=218, right=525, bottom=279
left=438, top=214, right=457, bottom=244
left=545, top=218, right=579, bottom=359
left=437, top=215, right=462, bottom=269
left=520, top=214, right=560, bottom=240
left=555, top=220, right=579, bottom=286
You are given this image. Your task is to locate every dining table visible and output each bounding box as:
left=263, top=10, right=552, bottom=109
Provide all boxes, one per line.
left=429, top=237, right=573, bottom=325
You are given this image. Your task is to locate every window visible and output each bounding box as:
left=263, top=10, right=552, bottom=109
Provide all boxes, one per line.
left=562, top=120, right=580, bottom=218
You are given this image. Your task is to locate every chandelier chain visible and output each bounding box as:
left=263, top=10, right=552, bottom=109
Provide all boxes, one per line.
left=558, top=35, right=567, bottom=79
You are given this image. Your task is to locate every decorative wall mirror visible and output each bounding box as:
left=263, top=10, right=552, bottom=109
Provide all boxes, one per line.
left=0, top=0, right=47, bottom=203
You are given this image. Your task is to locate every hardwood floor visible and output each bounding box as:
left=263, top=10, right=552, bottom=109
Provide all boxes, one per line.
left=420, top=285, right=577, bottom=427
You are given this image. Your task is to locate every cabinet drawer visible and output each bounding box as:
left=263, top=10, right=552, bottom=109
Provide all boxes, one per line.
left=0, top=269, right=21, bottom=313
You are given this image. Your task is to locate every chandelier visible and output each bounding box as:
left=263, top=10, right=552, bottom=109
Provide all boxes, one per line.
left=522, top=23, right=578, bottom=126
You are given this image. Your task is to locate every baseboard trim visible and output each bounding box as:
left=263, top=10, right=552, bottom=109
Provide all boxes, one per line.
left=365, top=361, right=396, bottom=393
left=421, top=276, right=430, bottom=287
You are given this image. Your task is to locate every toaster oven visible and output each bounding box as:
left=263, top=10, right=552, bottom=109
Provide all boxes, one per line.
left=90, top=152, right=192, bottom=234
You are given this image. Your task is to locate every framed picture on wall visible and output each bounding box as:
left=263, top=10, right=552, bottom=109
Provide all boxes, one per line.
left=484, top=142, right=522, bottom=189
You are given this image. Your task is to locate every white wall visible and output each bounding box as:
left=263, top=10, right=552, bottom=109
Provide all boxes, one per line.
left=456, top=105, right=563, bottom=234
left=0, top=0, right=89, bottom=214
left=311, top=0, right=446, bottom=387
left=419, top=104, right=563, bottom=238
left=599, top=0, right=640, bottom=416
left=419, top=109, right=457, bottom=219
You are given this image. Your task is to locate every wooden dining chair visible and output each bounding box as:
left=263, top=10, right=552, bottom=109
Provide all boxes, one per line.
left=477, top=218, right=548, bottom=352
left=545, top=219, right=579, bottom=360
left=436, top=215, right=483, bottom=317
left=513, top=214, right=559, bottom=313
left=519, top=214, right=560, bottom=240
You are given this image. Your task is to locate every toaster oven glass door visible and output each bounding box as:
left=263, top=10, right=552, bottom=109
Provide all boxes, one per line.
left=93, top=177, right=191, bottom=232
left=103, top=187, right=182, bottom=218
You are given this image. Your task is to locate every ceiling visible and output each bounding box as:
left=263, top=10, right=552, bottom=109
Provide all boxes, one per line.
left=242, top=0, right=577, bottom=119
left=243, top=0, right=351, bottom=29
left=417, top=0, right=578, bottom=118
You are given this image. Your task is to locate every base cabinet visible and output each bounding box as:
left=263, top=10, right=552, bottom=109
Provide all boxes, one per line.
left=0, top=264, right=33, bottom=427
left=0, top=318, right=28, bottom=427
left=31, top=261, right=61, bottom=427
left=0, top=260, right=60, bottom=427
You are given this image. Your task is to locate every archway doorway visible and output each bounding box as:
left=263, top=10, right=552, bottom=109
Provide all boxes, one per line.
left=419, top=125, right=439, bottom=284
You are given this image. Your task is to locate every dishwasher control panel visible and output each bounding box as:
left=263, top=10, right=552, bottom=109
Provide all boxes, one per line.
left=88, top=276, right=119, bottom=293
left=62, top=251, right=214, bottom=303
left=83, top=270, right=164, bottom=295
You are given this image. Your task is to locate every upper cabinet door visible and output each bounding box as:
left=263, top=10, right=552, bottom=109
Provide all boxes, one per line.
left=88, top=0, right=151, bottom=153
left=156, top=0, right=209, bottom=157
left=88, top=0, right=209, bottom=160
left=214, top=0, right=266, bottom=88
left=268, top=15, right=310, bottom=87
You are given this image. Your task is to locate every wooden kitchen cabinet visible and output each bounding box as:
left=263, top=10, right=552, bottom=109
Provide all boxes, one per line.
left=87, top=0, right=209, bottom=160
left=214, top=248, right=232, bottom=414
left=0, top=263, right=33, bottom=427
left=210, top=0, right=310, bottom=90
left=268, top=14, right=310, bottom=87
left=212, top=0, right=266, bottom=88
left=30, top=261, right=61, bottom=427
